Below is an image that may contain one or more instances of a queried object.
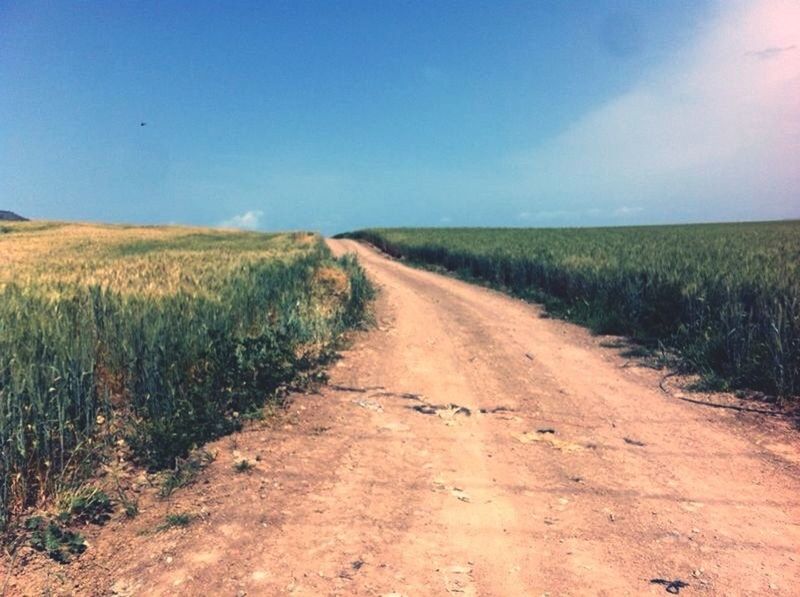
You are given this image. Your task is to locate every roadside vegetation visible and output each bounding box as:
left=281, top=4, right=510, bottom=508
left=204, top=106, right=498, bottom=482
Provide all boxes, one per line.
left=0, top=222, right=372, bottom=530
left=341, top=222, right=800, bottom=398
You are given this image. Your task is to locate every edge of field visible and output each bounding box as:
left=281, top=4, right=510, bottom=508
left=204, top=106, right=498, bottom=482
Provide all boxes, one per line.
left=338, top=232, right=799, bottom=421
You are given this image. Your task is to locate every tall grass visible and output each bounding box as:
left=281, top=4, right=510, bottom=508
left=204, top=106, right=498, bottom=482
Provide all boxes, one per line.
left=0, top=223, right=372, bottom=528
left=341, top=222, right=800, bottom=398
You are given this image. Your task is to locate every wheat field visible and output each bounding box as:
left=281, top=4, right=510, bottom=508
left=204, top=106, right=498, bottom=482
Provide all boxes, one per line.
left=342, top=222, right=800, bottom=397
left=0, top=222, right=371, bottom=527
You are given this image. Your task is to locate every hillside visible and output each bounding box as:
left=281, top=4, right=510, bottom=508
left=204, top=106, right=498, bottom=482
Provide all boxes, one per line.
left=0, top=210, right=28, bottom=221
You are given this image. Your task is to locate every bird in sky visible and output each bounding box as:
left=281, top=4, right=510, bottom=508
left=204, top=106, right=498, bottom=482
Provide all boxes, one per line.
left=140, top=122, right=146, bottom=126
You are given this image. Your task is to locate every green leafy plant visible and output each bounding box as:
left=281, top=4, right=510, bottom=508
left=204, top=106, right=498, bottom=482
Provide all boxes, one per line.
left=157, top=512, right=194, bottom=531
left=123, top=501, right=139, bottom=519
left=25, top=516, right=86, bottom=563
left=114, top=484, right=139, bottom=519
left=159, top=449, right=215, bottom=498
left=59, top=487, right=114, bottom=525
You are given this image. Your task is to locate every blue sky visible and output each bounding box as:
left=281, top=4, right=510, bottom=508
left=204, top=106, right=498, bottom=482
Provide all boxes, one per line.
left=2, top=1, right=798, bottom=233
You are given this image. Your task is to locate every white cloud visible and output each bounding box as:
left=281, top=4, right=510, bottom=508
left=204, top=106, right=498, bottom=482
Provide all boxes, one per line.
left=613, top=205, right=643, bottom=217
left=517, top=0, right=800, bottom=221
left=218, top=210, right=263, bottom=230
left=519, top=209, right=576, bottom=221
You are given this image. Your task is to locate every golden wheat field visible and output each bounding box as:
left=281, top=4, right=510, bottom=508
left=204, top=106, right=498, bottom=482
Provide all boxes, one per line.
left=0, top=221, right=320, bottom=296
left=0, top=222, right=372, bottom=527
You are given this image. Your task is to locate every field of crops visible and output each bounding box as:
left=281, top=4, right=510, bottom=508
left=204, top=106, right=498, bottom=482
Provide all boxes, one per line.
left=0, top=222, right=371, bottom=528
left=342, top=222, right=800, bottom=399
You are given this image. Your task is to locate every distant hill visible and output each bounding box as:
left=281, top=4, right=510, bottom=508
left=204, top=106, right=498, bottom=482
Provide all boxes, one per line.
left=0, top=210, right=28, bottom=221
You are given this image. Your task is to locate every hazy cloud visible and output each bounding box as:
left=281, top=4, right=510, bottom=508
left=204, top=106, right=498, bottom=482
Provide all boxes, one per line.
left=518, top=209, right=575, bottom=222
left=746, top=44, right=796, bottom=59
left=516, top=0, right=800, bottom=223
left=517, top=206, right=643, bottom=224
left=613, top=205, right=643, bottom=217
left=219, top=210, right=263, bottom=230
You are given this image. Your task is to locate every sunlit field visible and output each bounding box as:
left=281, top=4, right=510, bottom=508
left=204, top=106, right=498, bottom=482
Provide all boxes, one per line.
left=342, top=222, right=800, bottom=398
left=0, top=222, right=371, bottom=527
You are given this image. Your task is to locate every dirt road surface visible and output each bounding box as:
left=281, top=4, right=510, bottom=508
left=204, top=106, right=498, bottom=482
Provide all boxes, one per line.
left=6, top=239, right=799, bottom=596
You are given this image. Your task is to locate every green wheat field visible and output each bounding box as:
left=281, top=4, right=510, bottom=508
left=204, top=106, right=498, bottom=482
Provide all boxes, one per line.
left=341, top=222, right=800, bottom=398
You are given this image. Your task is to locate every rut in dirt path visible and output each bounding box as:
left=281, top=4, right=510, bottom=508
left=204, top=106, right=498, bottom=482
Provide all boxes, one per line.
left=9, top=238, right=799, bottom=597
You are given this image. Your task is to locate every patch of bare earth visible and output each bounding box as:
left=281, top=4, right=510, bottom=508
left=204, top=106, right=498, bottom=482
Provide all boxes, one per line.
left=3, top=239, right=799, bottom=596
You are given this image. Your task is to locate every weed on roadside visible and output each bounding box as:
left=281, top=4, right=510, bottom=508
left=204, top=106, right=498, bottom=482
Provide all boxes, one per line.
left=58, top=487, right=114, bottom=525
left=233, top=459, right=254, bottom=473
left=159, top=450, right=216, bottom=498
left=156, top=513, right=194, bottom=532
left=25, top=517, right=86, bottom=563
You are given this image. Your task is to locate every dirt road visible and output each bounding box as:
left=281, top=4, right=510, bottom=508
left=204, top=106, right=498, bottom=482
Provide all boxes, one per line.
left=7, top=239, right=800, bottom=596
